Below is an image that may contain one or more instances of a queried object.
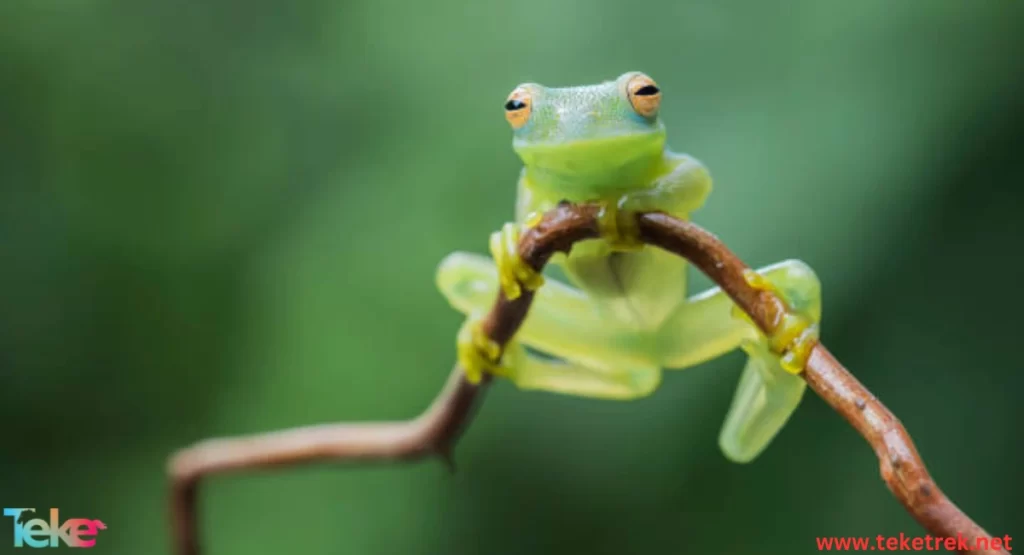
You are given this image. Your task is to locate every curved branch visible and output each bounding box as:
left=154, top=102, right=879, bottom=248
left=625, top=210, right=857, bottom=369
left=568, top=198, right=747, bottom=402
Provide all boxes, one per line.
left=169, top=203, right=1005, bottom=555
left=168, top=203, right=597, bottom=555
left=638, top=211, right=1005, bottom=554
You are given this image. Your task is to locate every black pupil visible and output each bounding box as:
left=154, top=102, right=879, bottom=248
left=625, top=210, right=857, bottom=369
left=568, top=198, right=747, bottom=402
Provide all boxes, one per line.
left=505, top=99, right=526, bottom=111
left=634, top=84, right=660, bottom=96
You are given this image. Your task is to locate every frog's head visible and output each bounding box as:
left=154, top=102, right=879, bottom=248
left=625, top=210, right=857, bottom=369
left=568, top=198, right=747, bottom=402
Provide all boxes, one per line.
left=504, top=71, right=667, bottom=193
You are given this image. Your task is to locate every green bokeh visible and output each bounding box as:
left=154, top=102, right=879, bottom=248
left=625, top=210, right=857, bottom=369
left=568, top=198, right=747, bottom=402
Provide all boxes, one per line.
left=1, top=1, right=1021, bottom=554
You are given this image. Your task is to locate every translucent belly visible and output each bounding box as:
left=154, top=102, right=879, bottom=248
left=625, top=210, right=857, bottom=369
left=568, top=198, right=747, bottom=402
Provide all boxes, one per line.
left=556, top=240, right=688, bottom=332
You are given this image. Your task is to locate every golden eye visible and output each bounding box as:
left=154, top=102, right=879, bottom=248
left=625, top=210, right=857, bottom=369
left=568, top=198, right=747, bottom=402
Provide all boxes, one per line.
left=504, top=87, right=532, bottom=129
left=626, top=74, right=661, bottom=118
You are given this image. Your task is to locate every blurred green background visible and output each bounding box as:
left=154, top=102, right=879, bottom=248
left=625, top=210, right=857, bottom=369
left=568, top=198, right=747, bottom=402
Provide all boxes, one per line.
left=1, top=1, right=1021, bottom=553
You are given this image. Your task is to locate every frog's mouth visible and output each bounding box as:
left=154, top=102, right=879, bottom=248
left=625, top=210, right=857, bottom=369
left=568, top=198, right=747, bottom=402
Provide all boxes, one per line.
left=514, top=131, right=666, bottom=196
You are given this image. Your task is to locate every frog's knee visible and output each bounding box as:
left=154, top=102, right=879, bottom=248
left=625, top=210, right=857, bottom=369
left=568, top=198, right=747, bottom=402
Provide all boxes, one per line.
left=436, top=252, right=497, bottom=315
left=629, top=367, right=663, bottom=398
left=763, top=259, right=819, bottom=287
left=763, top=259, right=821, bottom=321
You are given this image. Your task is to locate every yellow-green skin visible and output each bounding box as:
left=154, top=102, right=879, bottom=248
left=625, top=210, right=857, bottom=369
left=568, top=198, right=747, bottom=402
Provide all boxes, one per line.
left=437, top=72, right=821, bottom=463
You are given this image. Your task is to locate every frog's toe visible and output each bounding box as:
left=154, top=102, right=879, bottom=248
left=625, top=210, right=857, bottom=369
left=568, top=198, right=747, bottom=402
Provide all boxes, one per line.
left=596, top=198, right=643, bottom=252
left=738, top=268, right=820, bottom=375
left=489, top=222, right=544, bottom=300
left=456, top=318, right=513, bottom=384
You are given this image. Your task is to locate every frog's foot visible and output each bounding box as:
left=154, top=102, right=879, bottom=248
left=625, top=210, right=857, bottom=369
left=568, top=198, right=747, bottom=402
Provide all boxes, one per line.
left=596, top=197, right=643, bottom=252
left=456, top=318, right=515, bottom=384
left=489, top=222, right=544, bottom=301
left=736, top=268, right=820, bottom=374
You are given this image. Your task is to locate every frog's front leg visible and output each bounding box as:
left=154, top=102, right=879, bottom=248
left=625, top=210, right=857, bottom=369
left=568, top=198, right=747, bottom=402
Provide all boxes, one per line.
left=657, top=259, right=822, bottom=463
left=437, top=252, right=661, bottom=399
left=597, top=153, right=712, bottom=250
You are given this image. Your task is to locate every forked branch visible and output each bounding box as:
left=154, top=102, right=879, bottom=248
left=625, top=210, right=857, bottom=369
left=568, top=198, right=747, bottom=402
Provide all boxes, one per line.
left=169, top=203, right=1006, bottom=555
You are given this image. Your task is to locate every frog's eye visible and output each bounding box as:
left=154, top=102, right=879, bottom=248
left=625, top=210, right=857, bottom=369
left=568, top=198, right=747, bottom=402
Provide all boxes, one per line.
left=626, top=74, right=661, bottom=118
left=504, top=87, right=532, bottom=130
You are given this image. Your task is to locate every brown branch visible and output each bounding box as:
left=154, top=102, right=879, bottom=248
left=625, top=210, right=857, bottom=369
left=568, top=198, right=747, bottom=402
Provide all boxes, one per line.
left=168, top=368, right=479, bottom=555
left=168, top=203, right=1006, bottom=555
left=638, top=212, right=1006, bottom=554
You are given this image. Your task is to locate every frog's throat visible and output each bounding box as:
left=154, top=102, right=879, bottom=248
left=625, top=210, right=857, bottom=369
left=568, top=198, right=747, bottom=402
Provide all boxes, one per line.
left=514, top=132, right=666, bottom=199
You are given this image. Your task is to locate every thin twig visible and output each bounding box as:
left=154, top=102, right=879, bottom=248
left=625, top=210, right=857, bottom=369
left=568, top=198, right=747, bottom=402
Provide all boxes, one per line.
left=638, top=212, right=1005, bottom=554
left=169, top=203, right=1005, bottom=555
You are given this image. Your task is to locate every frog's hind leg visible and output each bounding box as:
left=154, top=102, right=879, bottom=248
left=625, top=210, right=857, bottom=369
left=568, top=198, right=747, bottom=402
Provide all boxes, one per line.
left=437, top=251, right=648, bottom=368
left=656, top=259, right=821, bottom=462
left=437, top=252, right=659, bottom=400
left=718, top=344, right=806, bottom=462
